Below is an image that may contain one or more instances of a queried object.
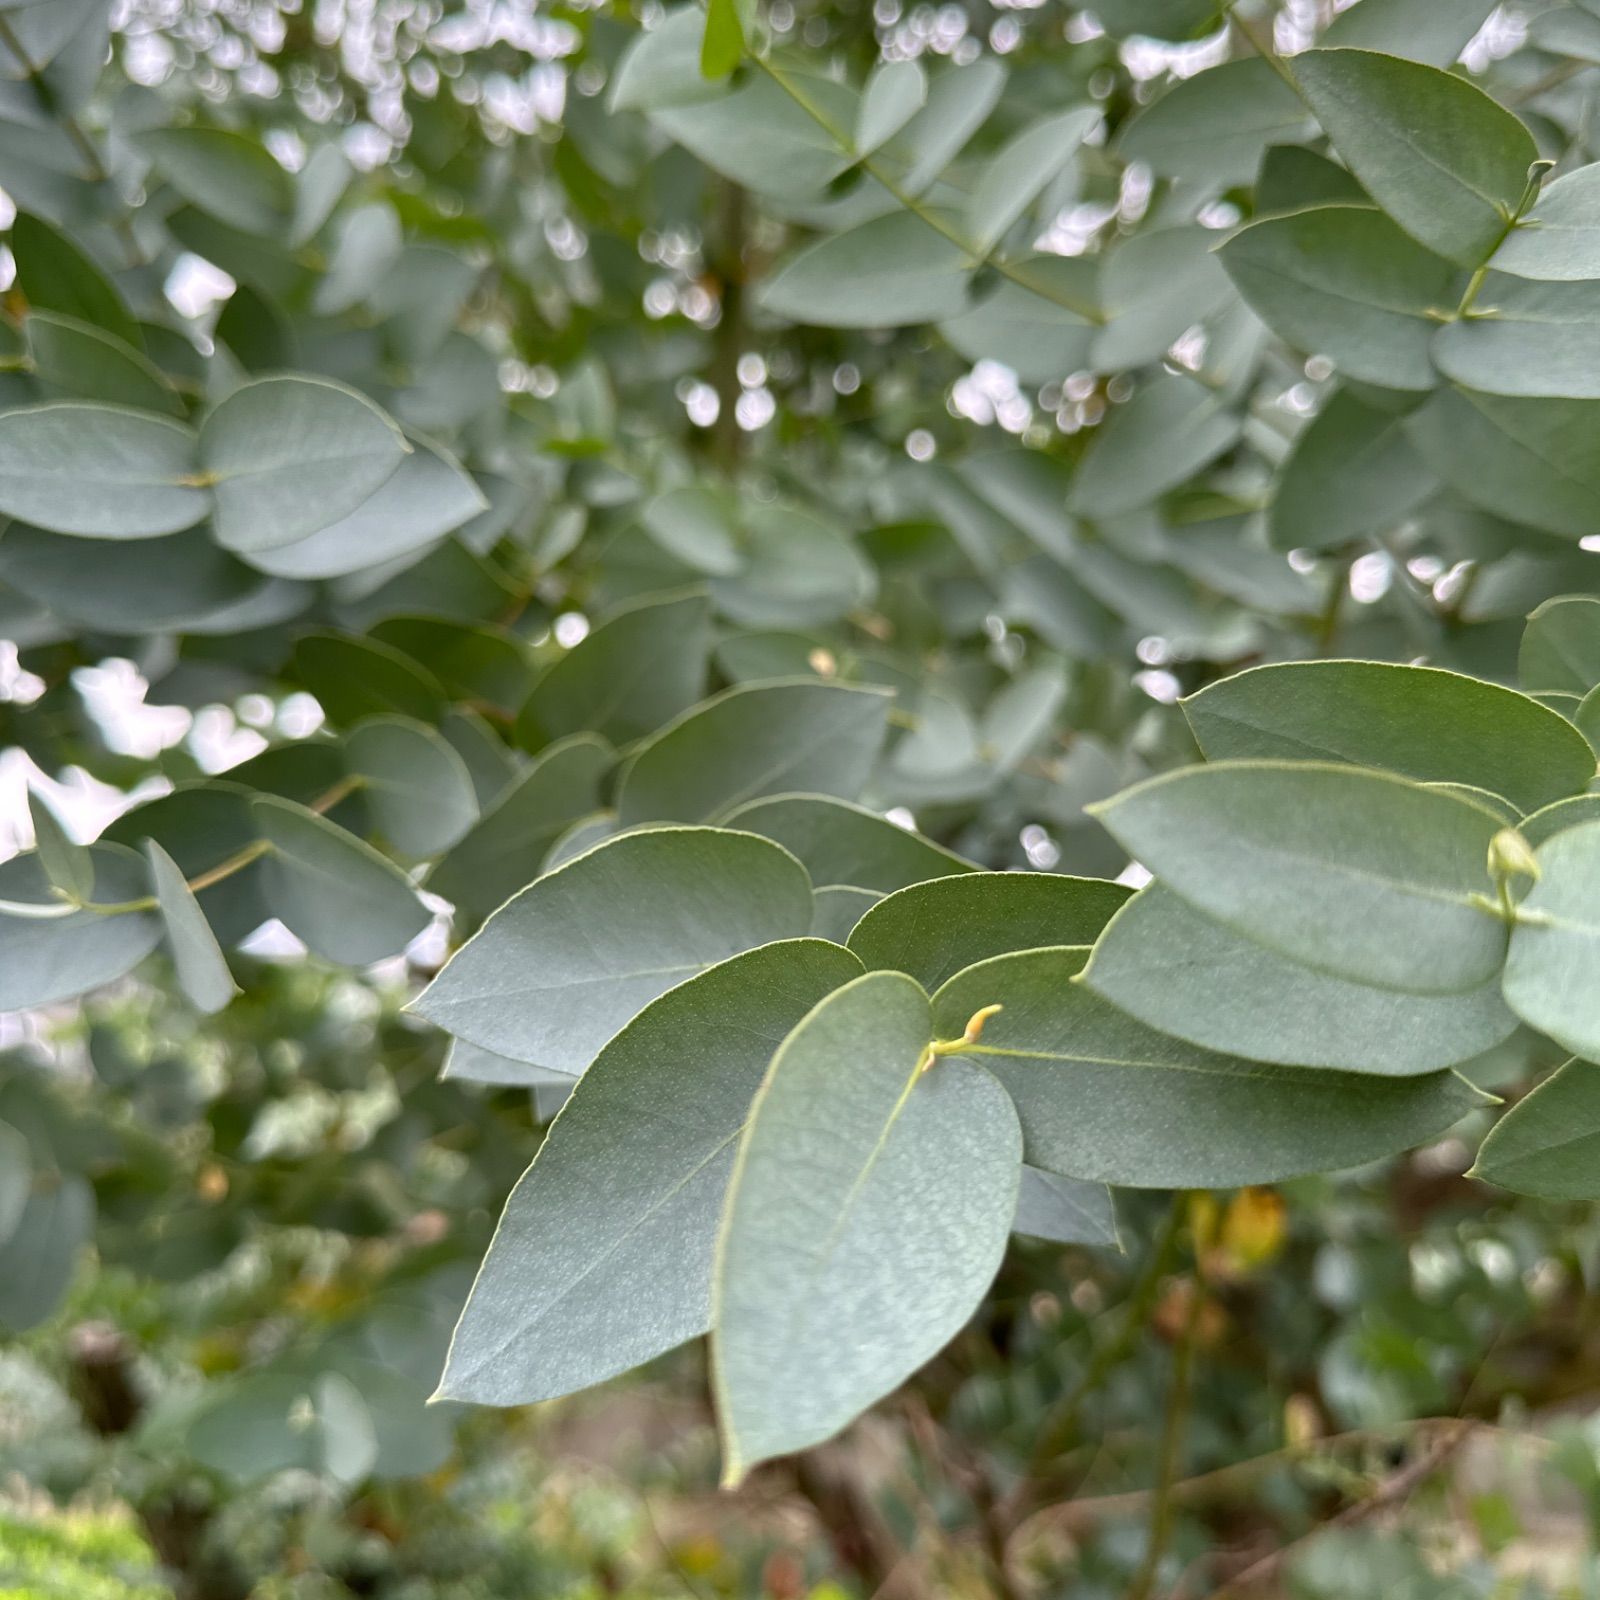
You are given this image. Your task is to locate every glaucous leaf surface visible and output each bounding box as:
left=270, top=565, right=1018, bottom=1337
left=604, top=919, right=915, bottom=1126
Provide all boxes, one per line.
left=1183, top=660, right=1595, bottom=813
left=345, top=716, right=479, bottom=860
left=616, top=679, right=893, bottom=825
left=426, top=735, right=614, bottom=919
left=1081, top=884, right=1519, bottom=1073
left=1433, top=275, right=1600, bottom=398
left=1472, top=1057, right=1600, bottom=1198
left=253, top=796, right=430, bottom=966
left=1293, top=49, right=1539, bottom=267
left=145, top=839, right=238, bottom=1015
left=200, top=376, right=410, bottom=553
left=713, top=971, right=1020, bottom=1482
left=518, top=589, right=712, bottom=747
left=932, top=948, right=1483, bottom=1187
left=1519, top=596, right=1600, bottom=695
left=0, top=405, right=205, bottom=537
left=1012, top=1167, right=1119, bottom=1248
left=0, top=846, right=162, bottom=1011
left=721, top=793, right=974, bottom=893
left=1090, top=762, right=1508, bottom=993
left=1491, top=164, right=1600, bottom=279
left=1318, top=0, right=1500, bottom=66
left=1219, top=205, right=1459, bottom=390
left=0, top=1175, right=94, bottom=1331
left=438, top=939, right=863, bottom=1406
left=1503, top=820, right=1600, bottom=1057
left=413, top=827, right=815, bottom=1069
left=847, top=871, right=1131, bottom=991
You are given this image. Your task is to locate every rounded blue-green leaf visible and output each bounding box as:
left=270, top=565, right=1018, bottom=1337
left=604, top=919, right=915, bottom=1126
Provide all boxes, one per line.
left=616, top=679, right=893, bottom=826
left=1081, top=884, right=1518, bottom=1074
left=0, top=404, right=205, bottom=537
left=1503, top=820, right=1600, bottom=1058
left=1090, top=762, right=1508, bottom=994
left=933, top=947, right=1485, bottom=1187
left=713, top=971, right=1021, bottom=1484
left=1471, top=1058, right=1600, bottom=1198
left=414, top=826, right=816, bottom=1070
left=437, top=938, right=864, bottom=1406
left=1183, top=660, right=1596, bottom=814
left=847, top=870, right=1130, bottom=992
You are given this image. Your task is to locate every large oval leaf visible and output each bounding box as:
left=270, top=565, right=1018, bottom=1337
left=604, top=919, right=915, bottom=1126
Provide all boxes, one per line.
left=1090, top=762, right=1508, bottom=994
left=437, top=939, right=863, bottom=1406
left=848, top=870, right=1130, bottom=991
left=413, top=827, right=816, bottom=1069
left=616, top=679, right=893, bottom=826
left=1182, top=660, right=1595, bottom=814
left=932, top=948, right=1483, bottom=1187
left=1081, top=884, right=1519, bottom=1073
left=713, top=970, right=1020, bottom=1483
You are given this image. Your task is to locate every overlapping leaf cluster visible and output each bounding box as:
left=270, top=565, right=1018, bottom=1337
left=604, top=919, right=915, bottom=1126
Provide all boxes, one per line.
left=9, top=0, right=1600, bottom=1485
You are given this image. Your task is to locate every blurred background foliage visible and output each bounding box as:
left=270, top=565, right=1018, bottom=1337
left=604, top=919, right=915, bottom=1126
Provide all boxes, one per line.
left=11, top=0, right=1600, bottom=1594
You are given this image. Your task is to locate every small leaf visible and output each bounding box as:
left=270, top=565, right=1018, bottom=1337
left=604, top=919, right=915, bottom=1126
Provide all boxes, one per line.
left=616, top=679, right=893, bottom=826
left=519, top=589, right=712, bottom=747
left=1089, top=762, right=1508, bottom=994
left=848, top=870, right=1130, bottom=991
left=145, top=839, right=238, bottom=1014
left=137, top=125, right=292, bottom=234
left=856, top=59, right=927, bottom=155
left=413, top=827, right=816, bottom=1069
left=1270, top=388, right=1438, bottom=551
left=1116, top=57, right=1312, bottom=187
left=1068, top=375, right=1240, bottom=520
left=26, top=312, right=183, bottom=414
left=933, top=947, right=1483, bottom=1187
left=760, top=212, right=972, bottom=329
left=426, top=735, right=614, bottom=919
left=1491, top=164, right=1600, bottom=280
left=1319, top=0, right=1500, bottom=66
left=810, top=884, right=880, bottom=942
left=28, top=789, right=92, bottom=903
left=1292, top=48, right=1540, bottom=268
left=10, top=212, right=140, bottom=348
left=713, top=971, right=1020, bottom=1483
left=1521, top=596, right=1600, bottom=696
left=720, top=793, right=975, bottom=893
left=1404, top=388, right=1600, bottom=538
left=701, top=0, right=743, bottom=79
left=1081, top=884, right=1518, bottom=1073
left=0, top=1175, right=94, bottom=1332
left=437, top=939, right=863, bottom=1406
left=0, top=404, right=205, bottom=538
left=200, top=375, right=410, bottom=554
left=1013, top=1168, right=1119, bottom=1248
left=1183, top=660, right=1596, bottom=814
left=1503, top=820, right=1600, bottom=1057
left=293, top=631, right=448, bottom=727
left=1219, top=205, right=1459, bottom=391
left=253, top=796, right=430, bottom=966
left=1472, top=1058, right=1600, bottom=1198
left=314, top=202, right=403, bottom=315
left=345, top=716, right=478, bottom=859
left=965, top=107, right=1098, bottom=252
left=1433, top=275, right=1600, bottom=398
left=1521, top=794, right=1600, bottom=848
left=0, top=845, right=162, bottom=1010
left=0, top=1121, right=30, bottom=1247
left=239, top=435, right=486, bottom=578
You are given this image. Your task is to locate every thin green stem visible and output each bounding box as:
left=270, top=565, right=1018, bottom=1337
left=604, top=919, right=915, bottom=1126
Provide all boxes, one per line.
left=751, top=56, right=1104, bottom=325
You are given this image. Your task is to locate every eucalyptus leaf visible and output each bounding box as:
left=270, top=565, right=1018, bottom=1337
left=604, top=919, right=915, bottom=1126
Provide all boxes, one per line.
left=1292, top=48, right=1540, bottom=268
left=253, top=796, right=430, bottom=965
left=1520, top=596, right=1600, bottom=695
left=345, top=716, right=479, bottom=859
left=437, top=939, right=863, bottom=1405
left=1081, top=884, right=1519, bottom=1073
left=1013, top=1167, right=1119, bottom=1248
left=616, top=679, right=893, bottom=826
left=145, top=839, right=238, bottom=1014
left=413, top=827, right=816, bottom=1069
left=932, top=948, right=1483, bottom=1187
left=713, top=971, right=1020, bottom=1483
left=720, top=793, right=975, bottom=893
left=1471, top=1057, right=1600, bottom=1198
left=1183, top=659, right=1596, bottom=813
left=1089, top=762, right=1508, bottom=993
left=847, top=870, right=1130, bottom=991
left=1503, top=820, right=1600, bottom=1057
